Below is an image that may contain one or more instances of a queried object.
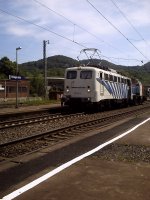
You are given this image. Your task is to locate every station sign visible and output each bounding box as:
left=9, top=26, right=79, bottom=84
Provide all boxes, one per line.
left=9, top=75, right=26, bottom=80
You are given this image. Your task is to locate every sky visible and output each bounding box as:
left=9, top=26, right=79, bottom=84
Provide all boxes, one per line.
left=0, top=0, right=150, bottom=66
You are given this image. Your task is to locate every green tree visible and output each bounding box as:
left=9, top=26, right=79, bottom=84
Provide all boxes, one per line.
left=30, top=72, right=44, bottom=97
left=0, top=57, right=16, bottom=78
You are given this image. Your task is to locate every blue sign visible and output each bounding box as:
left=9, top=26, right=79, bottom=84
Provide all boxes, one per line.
left=9, top=75, right=26, bottom=80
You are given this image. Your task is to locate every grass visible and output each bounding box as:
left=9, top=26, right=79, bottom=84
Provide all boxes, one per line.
left=0, top=98, right=61, bottom=107
left=24, top=99, right=60, bottom=106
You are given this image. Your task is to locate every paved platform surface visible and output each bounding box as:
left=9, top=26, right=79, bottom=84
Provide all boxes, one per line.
left=3, top=112, right=149, bottom=200
left=0, top=103, right=60, bottom=116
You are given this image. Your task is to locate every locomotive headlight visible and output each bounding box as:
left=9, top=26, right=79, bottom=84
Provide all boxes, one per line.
left=87, top=86, right=91, bottom=92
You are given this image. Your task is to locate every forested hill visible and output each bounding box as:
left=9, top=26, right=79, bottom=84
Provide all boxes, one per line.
left=21, top=55, right=79, bottom=70
left=20, top=55, right=150, bottom=85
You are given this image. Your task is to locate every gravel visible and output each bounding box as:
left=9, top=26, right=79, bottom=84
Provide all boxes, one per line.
left=92, top=143, right=150, bottom=163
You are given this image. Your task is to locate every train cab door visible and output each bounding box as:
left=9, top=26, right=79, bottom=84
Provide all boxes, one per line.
left=100, top=72, right=104, bottom=96
left=127, top=79, right=131, bottom=99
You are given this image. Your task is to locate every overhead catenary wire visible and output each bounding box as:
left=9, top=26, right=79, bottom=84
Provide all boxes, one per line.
left=0, top=8, right=87, bottom=50
left=32, top=0, right=125, bottom=54
left=87, top=0, right=149, bottom=61
left=0, top=5, right=145, bottom=66
left=110, top=0, right=150, bottom=48
left=101, top=54, right=144, bottom=66
left=32, top=0, right=145, bottom=64
left=101, top=54, right=143, bottom=62
left=33, top=0, right=103, bottom=42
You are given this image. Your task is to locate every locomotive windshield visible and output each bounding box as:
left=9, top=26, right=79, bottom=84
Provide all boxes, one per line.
left=66, top=71, right=77, bottom=79
left=80, top=70, right=92, bottom=79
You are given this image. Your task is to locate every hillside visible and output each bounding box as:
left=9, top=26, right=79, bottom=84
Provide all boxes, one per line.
left=20, top=55, right=150, bottom=85
left=116, top=62, right=150, bottom=85
left=21, top=55, right=79, bottom=71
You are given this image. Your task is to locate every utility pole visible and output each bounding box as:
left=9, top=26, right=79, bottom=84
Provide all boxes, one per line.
left=16, top=47, right=22, bottom=108
left=43, top=40, right=49, bottom=99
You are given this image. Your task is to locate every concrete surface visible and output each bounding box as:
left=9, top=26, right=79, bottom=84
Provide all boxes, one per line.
left=15, top=158, right=150, bottom=200
left=2, top=112, right=149, bottom=200
left=0, top=106, right=149, bottom=200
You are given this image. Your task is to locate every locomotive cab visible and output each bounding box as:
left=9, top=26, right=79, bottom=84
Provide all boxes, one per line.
left=62, top=66, right=98, bottom=107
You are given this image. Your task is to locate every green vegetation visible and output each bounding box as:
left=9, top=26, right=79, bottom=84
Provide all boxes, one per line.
left=0, top=57, right=16, bottom=79
left=118, top=68, right=150, bottom=85
left=20, top=55, right=150, bottom=85
left=21, top=98, right=60, bottom=106
left=21, top=55, right=78, bottom=76
left=0, top=97, right=60, bottom=107
left=83, top=59, right=150, bottom=85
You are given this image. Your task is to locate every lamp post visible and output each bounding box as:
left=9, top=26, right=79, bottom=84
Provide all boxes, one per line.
left=16, top=47, right=22, bottom=108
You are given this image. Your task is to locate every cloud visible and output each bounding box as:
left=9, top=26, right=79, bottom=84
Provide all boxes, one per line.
left=0, top=0, right=149, bottom=65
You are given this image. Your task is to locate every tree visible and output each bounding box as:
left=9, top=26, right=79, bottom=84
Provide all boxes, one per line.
left=30, top=72, right=45, bottom=97
left=0, top=57, right=16, bottom=78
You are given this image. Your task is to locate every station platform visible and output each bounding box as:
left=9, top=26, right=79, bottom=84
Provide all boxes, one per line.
left=1, top=112, right=149, bottom=200
left=0, top=103, right=61, bottom=116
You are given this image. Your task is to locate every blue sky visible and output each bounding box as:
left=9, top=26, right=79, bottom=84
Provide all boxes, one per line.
left=0, top=0, right=150, bottom=66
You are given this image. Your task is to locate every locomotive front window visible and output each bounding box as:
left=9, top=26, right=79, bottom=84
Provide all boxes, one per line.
left=66, top=71, right=77, bottom=79
left=80, top=70, right=92, bottom=79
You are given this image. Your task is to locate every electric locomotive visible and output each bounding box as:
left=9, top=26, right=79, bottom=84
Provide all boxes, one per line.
left=61, top=49, right=145, bottom=110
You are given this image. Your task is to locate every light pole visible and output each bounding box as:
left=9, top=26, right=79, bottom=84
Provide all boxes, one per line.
left=43, top=40, right=49, bottom=98
left=16, top=47, right=22, bottom=108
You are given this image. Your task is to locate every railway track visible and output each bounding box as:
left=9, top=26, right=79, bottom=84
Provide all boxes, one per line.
left=0, top=103, right=150, bottom=158
left=0, top=112, right=81, bottom=129
left=0, top=106, right=61, bottom=122
left=0, top=113, right=61, bottom=129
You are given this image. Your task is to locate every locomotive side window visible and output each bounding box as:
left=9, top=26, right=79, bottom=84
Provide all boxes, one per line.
left=66, top=71, right=77, bottom=79
left=104, top=73, right=109, bottom=80
left=100, top=72, right=103, bottom=79
left=127, top=79, right=131, bottom=86
left=114, top=76, right=117, bottom=82
left=118, top=77, right=121, bottom=83
left=80, top=70, right=92, bottom=79
left=121, top=78, right=124, bottom=83
left=110, top=75, right=113, bottom=81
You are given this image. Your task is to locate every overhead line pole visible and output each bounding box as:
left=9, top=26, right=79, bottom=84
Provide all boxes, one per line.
left=15, top=47, right=22, bottom=108
left=43, top=40, right=49, bottom=99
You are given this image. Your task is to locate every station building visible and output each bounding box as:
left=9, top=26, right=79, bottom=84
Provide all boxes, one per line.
left=47, top=77, right=64, bottom=100
left=47, top=77, right=64, bottom=91
left=0, top=77, right=64, bottom=101
left=0, top=79, right=30, bottom=100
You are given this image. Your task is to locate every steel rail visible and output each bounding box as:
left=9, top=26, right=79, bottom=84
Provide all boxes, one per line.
left=1, top=105, right=149, bottom=148
left=0, top=112, right=85, bottom=129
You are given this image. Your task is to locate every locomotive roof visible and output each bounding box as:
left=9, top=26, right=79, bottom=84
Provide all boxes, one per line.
left=66, top=65, right=130, bottom=79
